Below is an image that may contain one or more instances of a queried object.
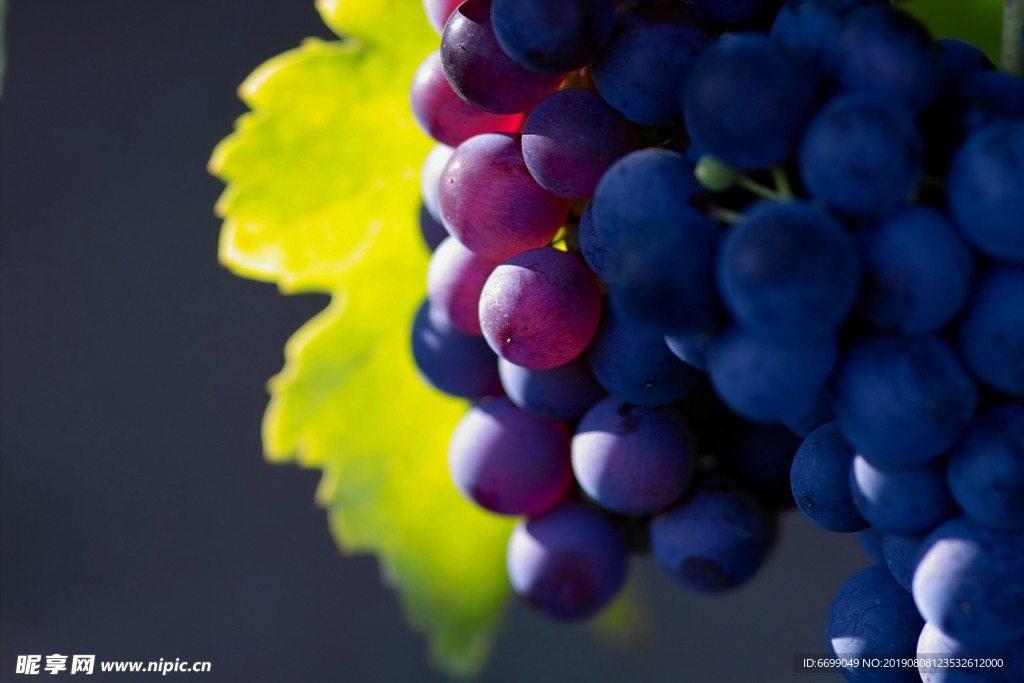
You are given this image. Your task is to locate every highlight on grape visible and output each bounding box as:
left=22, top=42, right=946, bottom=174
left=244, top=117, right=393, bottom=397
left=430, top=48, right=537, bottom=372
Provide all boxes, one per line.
left=411, top=0, right=1024, bottom=680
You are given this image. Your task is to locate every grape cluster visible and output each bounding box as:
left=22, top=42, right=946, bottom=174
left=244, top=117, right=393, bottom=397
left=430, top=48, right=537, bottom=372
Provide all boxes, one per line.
left=410, top=0, right=1024, bottom=678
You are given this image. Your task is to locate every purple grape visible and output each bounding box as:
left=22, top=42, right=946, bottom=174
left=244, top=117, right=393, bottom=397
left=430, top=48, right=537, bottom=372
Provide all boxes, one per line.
left=716, top=200, right=860, bottom=340
left=834, top=335, right=978, bottom=467
left=506, top=501, right=628, bottom=620
left=440, top=0, right=564, bottom=114
left=957, top=266, right=1024, bottom=396
left=650, top=478, right=774, bottom=593
left=591, top=3, right=717, bottom=126
left=849, top=454, right=957, bottom=536
left=684, top=33, right=819, bottom=170
left=914, top=516, right=1024, bottom=647
left=586, top=307, right=701, bottom=406
left=947, top=122, right=1024, bottom=266
left=572, top=398, right=697, bottom=516
left=857, top=206, right=975, bottom=334
left=411, top=300, right=502, bottom=400
left=498, top=356, right=604, bottom=421
left=706, top=326, right=838, bottom=425
left=411, top=51, right=523, bottom=147
left=829, top=5, right=943, bottom=114
left=439, top=133, right=569, bottom=261
left=424, top=0, right=464, bottom=35
left=827, top=564, right=923, bottom=682
left=479, top=248, right=602, bottom=370
left=947, top=404, right=1024, bottom=531
left=798, top=93, right=922, bottom=219
left=491, top=0, right=615, bottom=74
left=420, top=143, right=454, bottom=225
left=427, top=236, right=499, bottom=336
left=448, top=397, right=572, bottom=516
left=790, top=422, right=869, bottom=533
left=522, top=89, right=637, bottom=199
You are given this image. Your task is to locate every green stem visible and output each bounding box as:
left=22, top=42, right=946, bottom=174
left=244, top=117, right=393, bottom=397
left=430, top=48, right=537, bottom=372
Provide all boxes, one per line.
left=709, top=206, right=742, bottom=225
left=1005, top=0, right=1024, bottom=75
left=771, top=167, right=794, bottom=199
left=737, top=175, right=783, bottom=201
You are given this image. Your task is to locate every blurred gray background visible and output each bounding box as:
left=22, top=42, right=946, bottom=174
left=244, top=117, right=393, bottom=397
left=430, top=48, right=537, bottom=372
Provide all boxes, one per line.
left=0, top=2, right=867, bottom=681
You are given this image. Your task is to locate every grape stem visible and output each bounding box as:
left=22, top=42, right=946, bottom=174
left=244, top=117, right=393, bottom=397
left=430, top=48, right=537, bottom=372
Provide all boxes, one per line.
left=709, top=206, right=742, bottom=225
left=771, top=167, right=794, bottom=199
left=1005, top=0, right=1024, bottom=75
left=737, top=175, right=785, bottom=201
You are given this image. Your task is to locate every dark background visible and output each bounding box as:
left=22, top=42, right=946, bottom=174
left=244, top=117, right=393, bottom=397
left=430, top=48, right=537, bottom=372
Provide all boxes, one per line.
left=0, top=2, right=867, bottom=681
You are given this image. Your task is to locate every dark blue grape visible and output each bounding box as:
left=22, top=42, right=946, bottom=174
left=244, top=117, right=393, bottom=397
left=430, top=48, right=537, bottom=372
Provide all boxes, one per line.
left=947, top=404, right=1024, bottom=531
left=586, top=307, right=702, bottom=406
left=684, top=33, right=819, bottom=170
left=947, top=122, right=1024, bottom=265
left=858, top=527, right=885, bottom=564
left=957, top=266, right=1024, bottom=396
left=717, top=200, right=860, bottom=340
left=827, top=564, right=923, bottom=682
left=829, top=5, right=942, bottom=114
left=917, top=621, right=1024, bottom=683
left=770, top=0, right=888, bottom=67
left=440, top=0, right=564, bottom=114
left=849, top=454, right=956, bottom=536
left=491, top=0, right=615, bottom=74
left=419, top=202, right=448, bottom=252
left=936, top=38, right=994, bottom=87
left=857, top=206, right=974, bottom=334
left=721, top=421, right=803, bottom=509
left=592, top=4, right=717, bottom=126
left=782, top=387, right=836, bottom=438
left=882, top=533, right=921, bottom=593
left=411, top=300, right=501, bottom=399
left=706, top=326, right=838, bottom=425
left=576, top=201, right=612, bottom=281
left=664, top=329, right=714, bottom=372
left=498, top=355, right=605, bottom=421
left=522, top=89, right=637, bottom=199
left=799, top=93, right=922, bottom=218
left=791, top=422, right=869, bottom=533
left=507, top=501, right=628, bottom=620
left=572, top=398, right=697, bottom=516
left=834, top=335, right=978, bottom=467
left=914, top=516, right=1024, bottom=647
left=448, top=397, right=572, bottom=516
left=694, top=0, right=786, bottom=29
left=650, top=479, right=774, bottom=593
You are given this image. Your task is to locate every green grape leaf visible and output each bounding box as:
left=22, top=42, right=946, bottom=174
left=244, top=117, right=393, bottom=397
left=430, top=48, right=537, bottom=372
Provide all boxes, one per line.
left=901, top=0, right=1003, bottom=64
left=210, top=0, right=516, bottom=673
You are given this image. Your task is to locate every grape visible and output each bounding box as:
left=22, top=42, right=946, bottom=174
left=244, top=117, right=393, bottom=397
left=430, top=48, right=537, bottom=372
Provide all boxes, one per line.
left=782, top=387, right=836, bottom=438
left=798, top=93, right=922, bottom=218
left=418, top=202, right=448, bottom=252
left=694, top=0, right=787, bottom=29
left=479, top=247, right=602, bottom=370
left=913, top=516, right=1024, bottom=647
left=946, top=404, right=1024, bottom=531
left=790, top=422, right=869, bottom=533
left=881, top=533, right=921, bottom=593
left=411, top=51, right=523, bottom=147
left=427, top=236, right=499, bottom=336
left=935, top=38, right=994, bottom=87
left=591, top=3, right=717, bottom=126
left=858, top=527, right=886, bottom=564
left=829, top=5, right=942, bottom=114
left=448, top=397, right=572, bottom=516
left=957, top=266, right=1024, bottom=396
left=497, top=355, right=604, bottom=421
left=411, top=300, right=501, bottom=399
left=439, top=133, right=569, bottom=261
left=770, top=0, right=888, bottom=66
left=833, top=335, right=978, bottom=467
left=491, top=0, right=615, bottom=75
left=576, top=201, right=611, bottom=281
left=947, top=122, right=1024, bottom=265
left=572, top=398, right=697, bottom=516
left=506, top=501, right=628, bottom=620
left=857, top=206, right=974, bottom=335
left=849, top=454, right=956, bottom=536
left=706, top=326, right=838, bottom=425
left=721, top=421, right=802, bottom=509
left=420, top=143, right=454, bottom=225
left=826, top=564, right=923, bottom=683
left=716, top=200, right=860, bottom=340
left=440, top=0, right=564, bottom=114
left=650, top=478, right=774, bottom=593
left=684, top=33, right=818, bottom=171
left=522, top=89, right=637, bottom=199
left=586, top=307, right=701, bottom=406
left=917, top=622, right=1024, bottom=683
left=664, top=329, right=714, bottom=372
left=424, top=0, right=465, bottom=35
